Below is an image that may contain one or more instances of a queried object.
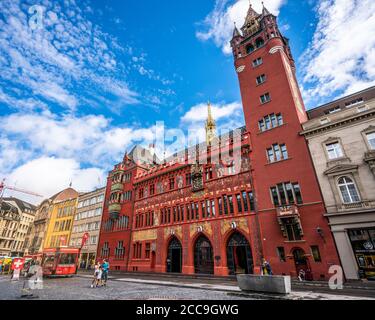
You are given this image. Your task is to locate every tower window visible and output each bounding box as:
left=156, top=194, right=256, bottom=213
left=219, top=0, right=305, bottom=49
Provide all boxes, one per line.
left=259, top=113, right=283, bottom=132
left=246, top=44, right=255, bottom=54
left=267, top=144, right=288, bottom=163
left=252, top=57, right=263, bottom=67
left=270, top=182, right=303, bottom=206
left=255, top=37, right=265, bottom=48
left=256, top=74, right=267, bottom=85
left=260, top=93, right=271, bottom=104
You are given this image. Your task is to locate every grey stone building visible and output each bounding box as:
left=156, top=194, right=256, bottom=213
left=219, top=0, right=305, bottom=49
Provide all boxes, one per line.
left=70, top=187, right=105, bottom=269
left=302, top=86, right=375, bottom=280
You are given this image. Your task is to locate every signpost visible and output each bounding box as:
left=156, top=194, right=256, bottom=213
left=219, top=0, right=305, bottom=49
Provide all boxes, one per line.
left=11, top=258, right=25, bottom=281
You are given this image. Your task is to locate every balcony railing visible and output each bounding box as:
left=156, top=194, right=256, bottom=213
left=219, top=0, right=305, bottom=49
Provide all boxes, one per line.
left=327, top=200, right=375, bottom=212
left=111, top=183, right=123, bottom=192
left=108, top=203, right=121, bottom=214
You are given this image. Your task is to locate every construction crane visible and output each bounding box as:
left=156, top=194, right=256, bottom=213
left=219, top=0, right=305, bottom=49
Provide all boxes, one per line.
left=0, top=179, right=44, bottom=203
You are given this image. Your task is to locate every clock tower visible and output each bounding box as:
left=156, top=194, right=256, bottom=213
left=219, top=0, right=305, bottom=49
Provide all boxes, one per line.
left=230, top=2, right=340, bottom=277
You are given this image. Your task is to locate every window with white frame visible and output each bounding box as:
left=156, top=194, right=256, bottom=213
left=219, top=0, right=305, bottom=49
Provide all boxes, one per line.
left=326, top=142, right=344, bottom=160
left=367, top=132, right=375, bottom=150
left=338, top=176, right=361, bottom=204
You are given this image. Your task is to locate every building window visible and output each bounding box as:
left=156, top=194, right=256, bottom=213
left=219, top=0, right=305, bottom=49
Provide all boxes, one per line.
left=150, top=184, right=155, bottom=196
left=248, top=192, right=255, bottom=211
left=252, top=57, right=263, bottom=67
left=284, top=218, right=302, bottom=241
left=367, top=132, right=375, bottom=150
left=218, top=198, right=223, bottom=216
left=338, top=177, right=361, bottom=204
left=311, top=246, right=322, bottom=262
left=228, top=195, right=234, bottom=215
left=270, top=182, right=303, bottom=206
left=345, top=97, right=363, bottom=107
left=205, top=167, right=213, bottom=180
left=255, top=37, right=264, bottom=48
left=169, top=178, right=175, bottom=190
left=259, top=113, right=283, bottom=132
left=277, top=247, right=286, bottom=262
left=186, top=173, right=192, bottom=186
left=326, top=142, right=344, bottom=160
left=256, top=74, right=266, bottom=85
left=145, top=243, right=151, bottom=259
left=115, top=241, right=125, bottom=259
left=246, top=44, right=254, bottom=54
left=267, top=144, right=288, bottom=163
left=260, top=93, right=271, bottom=104
left=101, top=242, right=109, bottom=258
left=236, top=194, right=243, bottom=214
left=139, top=188, right=144, bottom=199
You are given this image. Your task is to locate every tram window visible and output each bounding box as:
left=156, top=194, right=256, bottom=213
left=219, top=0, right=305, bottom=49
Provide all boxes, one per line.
left=43, top=255, right=55, bottom=265
left=59, top=253, right=76, bottom=265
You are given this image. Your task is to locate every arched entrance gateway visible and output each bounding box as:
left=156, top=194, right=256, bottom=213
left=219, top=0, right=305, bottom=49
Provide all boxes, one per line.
left=293, top=248, right=313, bottom=280
left=194, top=235, right=214, bottom=275
left=167, top=237, right=182, bottom=273
left=226, top=232, right=254, bottom=275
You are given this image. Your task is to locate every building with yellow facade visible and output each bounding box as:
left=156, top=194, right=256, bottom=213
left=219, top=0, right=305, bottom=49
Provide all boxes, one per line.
left=43, top=188, right=79, bottom=249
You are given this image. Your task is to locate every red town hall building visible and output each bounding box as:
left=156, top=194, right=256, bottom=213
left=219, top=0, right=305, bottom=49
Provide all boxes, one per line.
left=97, top=4, right=341, bottom=279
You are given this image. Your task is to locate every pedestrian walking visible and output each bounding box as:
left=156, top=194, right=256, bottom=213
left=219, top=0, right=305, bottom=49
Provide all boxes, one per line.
left=101, top=259, right=109, bottom=287
left=262, top=259, right=273, bottom=276
left=91, top=262, right=101, bottom=288
left=298, top=269, right=306, bottom=282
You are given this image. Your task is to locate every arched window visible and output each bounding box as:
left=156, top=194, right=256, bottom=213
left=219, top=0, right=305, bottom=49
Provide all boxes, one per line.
left=338, top=177, right=361, bottom=203
left=246, top=45, right=254, bottom=54
left=255, top=38, right=264, bottom=48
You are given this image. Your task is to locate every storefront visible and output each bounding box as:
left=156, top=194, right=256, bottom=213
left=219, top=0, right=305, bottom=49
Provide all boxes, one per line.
left=348, top=228, right=375, bottom=279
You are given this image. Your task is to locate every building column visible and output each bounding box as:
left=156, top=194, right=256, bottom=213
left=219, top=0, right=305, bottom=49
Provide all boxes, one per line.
left=333, top=230, right=359, bottom=280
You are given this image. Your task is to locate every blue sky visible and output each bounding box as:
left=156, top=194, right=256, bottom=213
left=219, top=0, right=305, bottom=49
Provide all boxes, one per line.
left=1, top=0, right=374, bottom=203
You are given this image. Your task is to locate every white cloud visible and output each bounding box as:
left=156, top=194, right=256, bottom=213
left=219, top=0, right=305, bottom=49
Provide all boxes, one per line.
left=196, top=0, right=286, bottom=54
left=181, top=101, right=243, bottom=123
left=301, top=0, right=375, bottom=106
left=4, top=157, right=105, bottom=204
left=0, top=0, right=138, bottom=112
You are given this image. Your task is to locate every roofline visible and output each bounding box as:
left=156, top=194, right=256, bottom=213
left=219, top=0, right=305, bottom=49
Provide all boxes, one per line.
left=308, top=86, right=375, bottom=113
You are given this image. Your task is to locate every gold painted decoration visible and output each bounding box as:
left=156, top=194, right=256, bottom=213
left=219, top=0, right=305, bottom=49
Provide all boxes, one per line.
left=220, top=217, right=249, bottom=236
left=132, top=229, right=157, bottom=241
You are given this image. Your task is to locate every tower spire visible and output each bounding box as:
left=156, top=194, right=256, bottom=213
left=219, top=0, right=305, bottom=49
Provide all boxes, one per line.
left=262, top=1, right=271, bottom=16
left=205, top=101, right=216, bottom=146
left=232, top=22, right=241, bottom=38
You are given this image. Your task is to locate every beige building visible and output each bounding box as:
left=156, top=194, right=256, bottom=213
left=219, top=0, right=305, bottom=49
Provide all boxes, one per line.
left=2, top=198, right=36, bottom=257
left=302, top=86, right=375, bottom=280
left=27, top=199, right=52, bottom=255
left=70, top=187, right=105, bottom=269
left=0, top=201, right=20, bottom=256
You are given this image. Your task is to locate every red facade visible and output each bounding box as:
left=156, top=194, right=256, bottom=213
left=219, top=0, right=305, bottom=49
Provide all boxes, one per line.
left=97, top=4, right=341, bottom=279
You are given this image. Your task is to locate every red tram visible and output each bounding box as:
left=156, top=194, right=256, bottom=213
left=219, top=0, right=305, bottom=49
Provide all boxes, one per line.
left=42, top=247, right=79, bottom=277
